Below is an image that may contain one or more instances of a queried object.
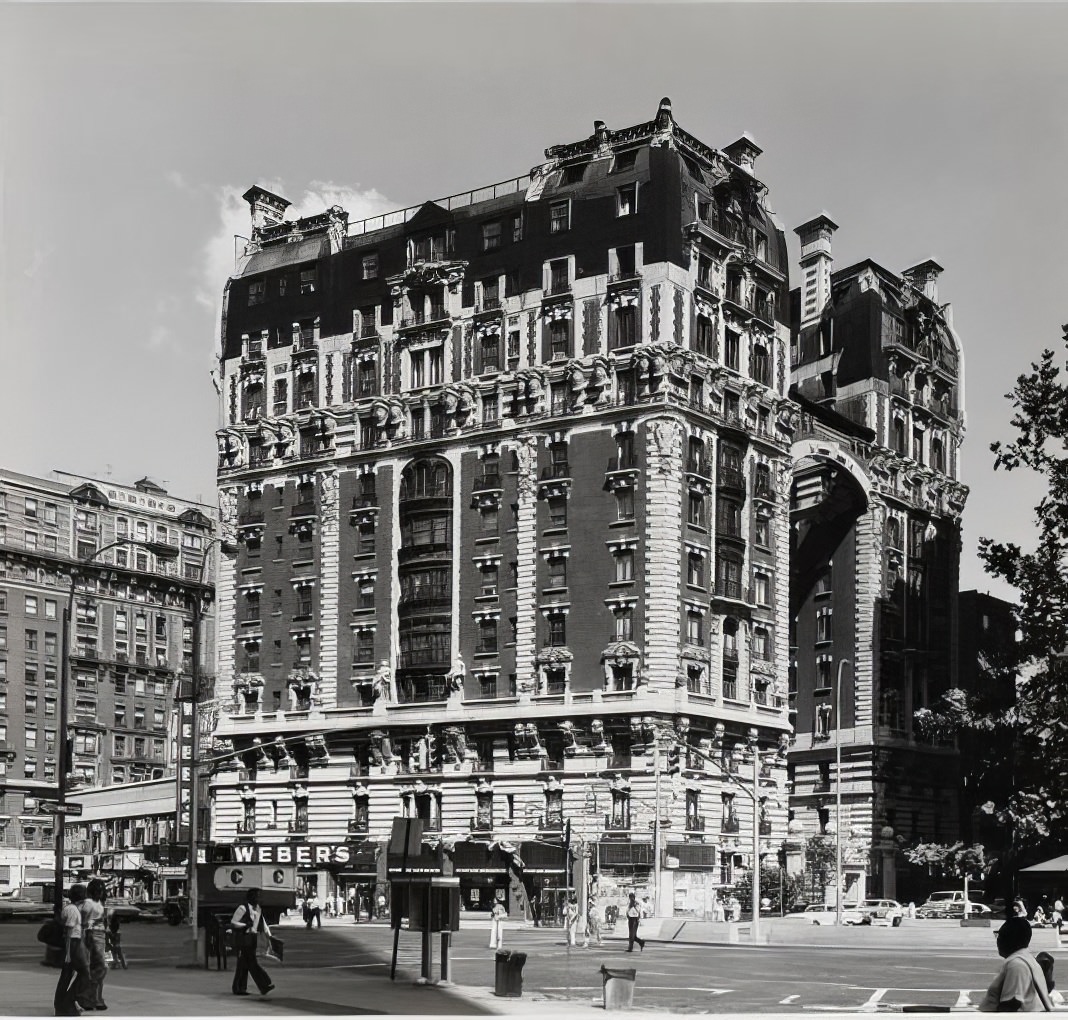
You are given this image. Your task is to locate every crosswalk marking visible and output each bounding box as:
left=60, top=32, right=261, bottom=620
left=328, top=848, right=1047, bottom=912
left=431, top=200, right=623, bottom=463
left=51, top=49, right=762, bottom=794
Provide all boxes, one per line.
left=955, top=990, right=972, bottom=1007
left=780, top=995, right=800, bottom=1004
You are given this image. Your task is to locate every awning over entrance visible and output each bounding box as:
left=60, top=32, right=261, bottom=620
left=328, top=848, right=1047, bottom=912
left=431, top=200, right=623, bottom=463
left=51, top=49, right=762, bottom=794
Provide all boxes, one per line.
left=519, top=841, right=567, bottom=875
left=452, top=841, right=512, bottom=876
left=1020, top=854, right=1068, bottom=873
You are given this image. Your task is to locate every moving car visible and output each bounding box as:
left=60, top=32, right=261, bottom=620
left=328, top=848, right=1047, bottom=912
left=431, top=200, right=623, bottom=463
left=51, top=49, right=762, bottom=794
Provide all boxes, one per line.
left=785, top=903, right=863, bottom=925
left=0, top=895, right=54, bottom=923
left=856, top=898, right=905, bottom=926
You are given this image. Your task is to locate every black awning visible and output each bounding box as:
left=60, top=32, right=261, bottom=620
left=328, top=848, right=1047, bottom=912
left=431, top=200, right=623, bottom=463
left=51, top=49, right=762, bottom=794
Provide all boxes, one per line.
left=519, top=841, right=567, bottom=874
left=452, top=841, right=511, bottom=875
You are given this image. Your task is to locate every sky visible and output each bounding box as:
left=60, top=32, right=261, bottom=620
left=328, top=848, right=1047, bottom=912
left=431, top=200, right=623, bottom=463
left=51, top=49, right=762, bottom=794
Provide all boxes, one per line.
left=2, top=2, right=1066, bottom=601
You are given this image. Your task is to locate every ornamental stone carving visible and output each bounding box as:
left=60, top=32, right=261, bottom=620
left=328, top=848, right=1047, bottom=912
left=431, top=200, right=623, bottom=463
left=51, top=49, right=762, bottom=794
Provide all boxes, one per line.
left=515, top=436, right=539, bottom=501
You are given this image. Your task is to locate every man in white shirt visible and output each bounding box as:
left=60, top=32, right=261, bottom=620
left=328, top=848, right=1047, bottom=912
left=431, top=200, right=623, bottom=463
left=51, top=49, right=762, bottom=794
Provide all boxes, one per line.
left=54, top=884, right=91, bottom=1017
left=230, top=889, right=275, bottom=997
left=979, top=917, right=1054, bottom=1012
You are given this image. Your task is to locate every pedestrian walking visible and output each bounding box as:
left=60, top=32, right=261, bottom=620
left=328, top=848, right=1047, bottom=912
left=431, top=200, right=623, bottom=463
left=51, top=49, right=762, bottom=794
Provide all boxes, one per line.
left=729, top=895, right=742, bottom=922
left=305, top=893, right=322, bottom=929
left=488, top=898, right=507, bottom=950
left=54, top=884, right=91, bottom=1017
left=79, top=879, right=109, bottom=1011
left=376, top=891, right=386, bottom=919
left=230, top=888, right=275, bottom=998
left=583, top=897, right=603, bottom=948
left=625, top=892, right=645, bottom=953
left=334, top=892, right=344, bottom=919
left=104, top=916, right=126, bottom=971
left=978, top=917, right=1053, bottom=1012
left=564, top=895, right=580, bottom=946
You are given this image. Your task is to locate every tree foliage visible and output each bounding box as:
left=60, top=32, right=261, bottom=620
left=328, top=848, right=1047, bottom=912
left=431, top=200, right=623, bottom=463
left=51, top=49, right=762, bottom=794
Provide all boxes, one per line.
left=903, top=842, right=990, bottom=879
left=924, top=331, right=1068, bottom=848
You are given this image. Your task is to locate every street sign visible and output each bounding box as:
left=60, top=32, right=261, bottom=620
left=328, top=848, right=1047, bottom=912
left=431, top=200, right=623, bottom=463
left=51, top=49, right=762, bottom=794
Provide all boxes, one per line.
left=38, top=801, right=83, bottom=816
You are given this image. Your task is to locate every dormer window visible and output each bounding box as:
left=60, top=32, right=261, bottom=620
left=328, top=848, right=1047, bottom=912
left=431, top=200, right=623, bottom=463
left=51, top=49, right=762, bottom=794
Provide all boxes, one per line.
left=300, top=268, right=317, bottom=294
left=248, top=280, right=265, bottom=307
left=245, top=334, right=263, bottom=359
left=611, top=150, right=637, bottom=173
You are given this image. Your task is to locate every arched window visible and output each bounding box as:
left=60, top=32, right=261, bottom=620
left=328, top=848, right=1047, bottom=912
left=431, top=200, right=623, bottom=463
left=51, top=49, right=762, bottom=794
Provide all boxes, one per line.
left=400, top=458, right=452, bottom=500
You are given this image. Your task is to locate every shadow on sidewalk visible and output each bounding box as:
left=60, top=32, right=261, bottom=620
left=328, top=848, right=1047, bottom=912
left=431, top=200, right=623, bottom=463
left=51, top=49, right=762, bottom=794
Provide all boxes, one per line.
left=254, top=997, right=385, bottom=1014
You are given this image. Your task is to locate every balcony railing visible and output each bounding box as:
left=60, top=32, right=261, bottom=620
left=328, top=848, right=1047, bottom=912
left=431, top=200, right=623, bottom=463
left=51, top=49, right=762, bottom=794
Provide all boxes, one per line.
left=540, top=463, right=571, bottom=480
left=685, top=816, right=706, bottom=833
left=288, top=819, right=308, bottom=834
left=239, top=509, right=265, bottom=526
left=290, top=501, right=317, bottom=518
left=606, top=455, right=638, bottom=473
left=546, top=278, right=571, bottom=297
left=398, top=586, right=452, bottom=611
left=473, top=473, right=502, bottom=491
left=236, top=822, right=256, bottom=836
left=717, top=466, right=745, bottom=490
left=686, top=457, right=713, bottom=479
left=604, top=814, right=630, bottom=832
left=715, top=580, right=743, bottom=600
left=396, top=676, right=448, bottom=701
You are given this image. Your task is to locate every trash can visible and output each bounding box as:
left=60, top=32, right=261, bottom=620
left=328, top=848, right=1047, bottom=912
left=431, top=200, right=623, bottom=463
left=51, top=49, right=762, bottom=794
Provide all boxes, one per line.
left=494, top=950, right=527, bottom=997
left=601, top=965, right=637, bottom=1010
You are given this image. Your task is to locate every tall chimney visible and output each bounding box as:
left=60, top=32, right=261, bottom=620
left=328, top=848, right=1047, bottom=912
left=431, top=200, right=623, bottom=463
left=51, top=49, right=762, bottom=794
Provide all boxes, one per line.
left=902, top=259, right=944, bottom=304
left=242, top=186, right=291, bottom=238
left=795, top=213, right=838, bottom=329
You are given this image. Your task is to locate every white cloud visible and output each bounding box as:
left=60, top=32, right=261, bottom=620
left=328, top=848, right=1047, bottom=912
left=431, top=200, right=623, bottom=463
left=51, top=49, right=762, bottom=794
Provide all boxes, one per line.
left=196, top=180, right=397, bottom=356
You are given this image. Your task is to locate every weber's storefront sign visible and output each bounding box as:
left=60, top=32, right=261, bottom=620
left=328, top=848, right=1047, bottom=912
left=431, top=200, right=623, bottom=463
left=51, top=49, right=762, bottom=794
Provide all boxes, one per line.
left=232, top=842, right=367, bottom=866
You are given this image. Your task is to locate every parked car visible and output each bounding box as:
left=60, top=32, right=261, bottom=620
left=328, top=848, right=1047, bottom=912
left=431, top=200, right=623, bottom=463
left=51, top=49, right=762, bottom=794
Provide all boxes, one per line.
left=856, top=898, right=905, bottom=926
left=784, top=903, right=863, bottom=925
left=917, top=891, right=990, bottom=919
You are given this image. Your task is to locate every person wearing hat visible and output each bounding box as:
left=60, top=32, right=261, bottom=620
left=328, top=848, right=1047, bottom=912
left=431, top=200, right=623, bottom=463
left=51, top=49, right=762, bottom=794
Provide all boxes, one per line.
left=978, top=916, right=1054, bottom=1012
left=54, top=884, right=91, bottom=1017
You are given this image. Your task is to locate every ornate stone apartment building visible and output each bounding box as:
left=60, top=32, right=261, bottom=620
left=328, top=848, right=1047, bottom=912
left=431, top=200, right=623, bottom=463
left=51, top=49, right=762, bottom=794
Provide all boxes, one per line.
left=212, top=99, right=796, bottom=916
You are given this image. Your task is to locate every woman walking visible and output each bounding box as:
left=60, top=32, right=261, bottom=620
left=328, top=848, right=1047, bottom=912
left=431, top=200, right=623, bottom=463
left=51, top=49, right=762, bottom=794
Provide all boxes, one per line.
left=564, top=895, right=580, bottom=946
left=79, top=879, right=109, bottom=1011
left=488, top=898, right=507, bottom=950
left=625, top=892, right=645, bottom=953
left=582, top=897, right=603, bottom=948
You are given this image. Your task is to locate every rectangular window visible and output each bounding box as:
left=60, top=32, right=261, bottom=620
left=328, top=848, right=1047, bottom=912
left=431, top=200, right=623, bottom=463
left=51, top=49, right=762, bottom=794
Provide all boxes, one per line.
left=549, top=201, right=570, bottom=234
left=300, top=268, right=317, bottom=294
left=614, top=549, right=634, bottom=582
left=549, top=320, right=570, bottom=360
left=614, top=609, right=633, bottom=641
left=25, top=595, right=37, bottom=616
left=477, top=619, right=498, bottom=654
left=25, top=498, right=38, bottom=518
left=686, top=610, right=703, bottom=646
left=754, top=573, right=770, bottom=606
left=355, top=630, right=375, bottom=663
left=361, top=253, right=378, bottom=280
left=44, top=599, right=56, bottom=620
left=616, top=183, right=637, bottom=217
left=725, top=329, right=740, bottom=371
left=687, top=493, right=705, bottom=528
left=547, top=557, right=567, bottom=590
left=616, top=488, right=635, bottom=521
left=481, top=221, right=501, bottom=251
left=248, top=280, right=264, bottom=306
left=480, top=335, right=500, bottom=373
left=687, top=552, right=705, bottom=588
left=755, top=517, right=771, bottom=548
left=358, top=580, right=375, bottom=610
left=25, top=629, right=37, bottom=652
left=547, top=615, right=566, bottom=647
left=549, top=259, right=569, bottom=294
left=480, top=565, right=499, bottom=598
left=816, top=607, right=833, bottom=643
left=547, top=497, right=567, bottom=529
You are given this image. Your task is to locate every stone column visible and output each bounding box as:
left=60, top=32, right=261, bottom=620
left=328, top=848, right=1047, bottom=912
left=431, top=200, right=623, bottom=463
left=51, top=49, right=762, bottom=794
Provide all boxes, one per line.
left=644, top=417, right=684, bottom=691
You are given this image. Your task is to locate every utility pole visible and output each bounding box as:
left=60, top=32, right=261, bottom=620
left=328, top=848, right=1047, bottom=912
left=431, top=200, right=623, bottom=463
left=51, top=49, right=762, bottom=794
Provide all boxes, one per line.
left=186, top=593, right=203, bottom=964
left=652, top=733, right=662, bottom=916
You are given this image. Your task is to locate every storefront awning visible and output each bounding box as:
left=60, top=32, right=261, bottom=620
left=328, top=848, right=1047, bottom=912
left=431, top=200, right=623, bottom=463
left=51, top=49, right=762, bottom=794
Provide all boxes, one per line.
left=452, top=841, right=512, bottom=876
left=519, top=841, right=567, bottom=874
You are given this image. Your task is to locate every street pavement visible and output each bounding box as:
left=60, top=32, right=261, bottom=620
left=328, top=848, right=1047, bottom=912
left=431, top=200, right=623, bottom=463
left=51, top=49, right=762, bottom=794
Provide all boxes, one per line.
left=0, top=915, right=1064, bottom=1016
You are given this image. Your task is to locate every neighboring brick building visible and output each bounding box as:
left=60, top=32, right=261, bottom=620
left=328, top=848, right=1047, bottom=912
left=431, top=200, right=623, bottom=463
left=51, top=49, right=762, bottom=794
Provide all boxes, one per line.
left=0, top=469, right=217, bottom=891
left=212, top=99, right=795, bottom=917
left=786, top=229, right=969, bottom=903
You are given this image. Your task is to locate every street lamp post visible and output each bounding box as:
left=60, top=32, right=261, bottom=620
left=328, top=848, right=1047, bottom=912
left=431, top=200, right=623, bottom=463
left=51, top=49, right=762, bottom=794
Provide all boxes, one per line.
left=55, top=538, right=179, bottom=923
left=747, top=729, right=761, bottom=944
left=835, top=658, right=852, bottom=927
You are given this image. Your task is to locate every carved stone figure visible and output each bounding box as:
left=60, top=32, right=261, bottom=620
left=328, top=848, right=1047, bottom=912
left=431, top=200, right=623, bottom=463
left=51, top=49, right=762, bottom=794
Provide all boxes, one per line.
left=515, top=436, right=539, bottom=501
left=446, top=656, right=466, bottom=693
left=557, top=720, right=579, bottom=755
left=318, top=472, right=339, bottom=514
left=372, top=660, right=393, bottom=703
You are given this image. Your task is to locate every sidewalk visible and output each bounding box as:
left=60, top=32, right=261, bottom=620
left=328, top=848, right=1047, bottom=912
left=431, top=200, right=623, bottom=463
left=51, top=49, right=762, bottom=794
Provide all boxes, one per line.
left=0, top=941, right=599, bottom=1017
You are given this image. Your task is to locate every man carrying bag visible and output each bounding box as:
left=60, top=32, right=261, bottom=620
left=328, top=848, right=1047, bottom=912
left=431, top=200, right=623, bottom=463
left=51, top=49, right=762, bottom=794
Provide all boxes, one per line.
left=229, top=889, right=276, bottom=997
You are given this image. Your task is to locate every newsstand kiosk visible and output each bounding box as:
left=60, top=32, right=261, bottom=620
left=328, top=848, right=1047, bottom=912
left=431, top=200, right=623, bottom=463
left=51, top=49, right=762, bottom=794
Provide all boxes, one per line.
left=387, top=817, right=460, bottom=986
